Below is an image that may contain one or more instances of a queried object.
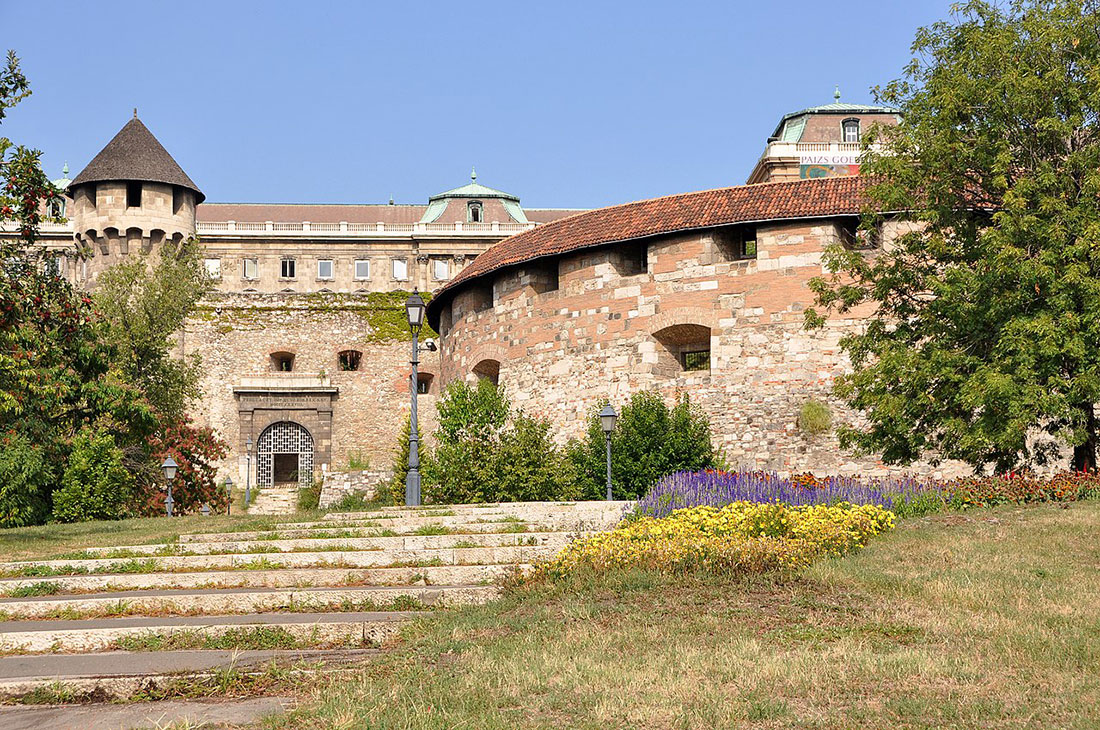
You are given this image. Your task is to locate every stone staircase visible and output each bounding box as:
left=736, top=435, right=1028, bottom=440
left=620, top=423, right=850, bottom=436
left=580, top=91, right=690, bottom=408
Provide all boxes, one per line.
left=246, top=485, right=299, bottom=515
left=0, top=500, right=629, bottom=702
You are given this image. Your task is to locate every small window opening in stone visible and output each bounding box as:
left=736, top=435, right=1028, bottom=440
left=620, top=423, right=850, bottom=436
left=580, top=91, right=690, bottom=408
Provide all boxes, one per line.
left=840, top=219, right=878, bottom=250
left=338, top=350, right=362, bottom=371
left=681, top=350, right=710, bottom=371
left=615, top=243, right=647, bottom=276
left=172, top=188, right=184, bottom=215
left=83, top=184, right=97, bottom=211
left=126, top=182, right=142, bottom=208
left=417, top=372, right=434, bottom=394
left=243, top=258, right=259, bottom=279
left=740, top=229, right=757, bottom=258
left=271, top=352, right=295, bottom=372
left=280, top=258, right=296, bottom=278
left=467, top=201, right=483, bottom=223
left=842, top=118, right=860, bottom=143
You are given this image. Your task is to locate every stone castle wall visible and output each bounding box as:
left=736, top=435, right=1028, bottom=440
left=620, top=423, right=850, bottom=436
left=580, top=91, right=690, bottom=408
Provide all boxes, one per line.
left=437, top=218, right=967, bottom=478
left=180, top=293, right=442, bottom=484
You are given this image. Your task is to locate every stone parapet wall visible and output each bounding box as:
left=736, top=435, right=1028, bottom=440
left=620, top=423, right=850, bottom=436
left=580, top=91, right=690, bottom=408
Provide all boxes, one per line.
left=318, top=469, right=392, bottom=508
left=437, top=218, right=968, bottom=478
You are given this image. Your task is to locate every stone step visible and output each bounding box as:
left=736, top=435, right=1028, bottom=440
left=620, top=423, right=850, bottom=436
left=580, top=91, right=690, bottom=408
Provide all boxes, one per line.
left=0, top=648, right=374, bottom=699
left=247, top=487, right=300, bottom=516
left=0, top=610, right=417, bottom=653
left=0, top=563, right=528, bottom=596
left=0, top=584, right=498, bottom=619
left=178, top=519, right=548, bottom=543
left=221, top=512, right=620, bottom=535
left=325, top=500, right=634, bottom=521
left=0, top=545, right=557, bottom=576
left=82, top=530, right=582, bottom=558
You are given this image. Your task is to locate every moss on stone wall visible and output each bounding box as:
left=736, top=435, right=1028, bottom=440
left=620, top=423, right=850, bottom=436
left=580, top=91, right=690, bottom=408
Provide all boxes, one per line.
left=192, top=290, right=437, bottom=342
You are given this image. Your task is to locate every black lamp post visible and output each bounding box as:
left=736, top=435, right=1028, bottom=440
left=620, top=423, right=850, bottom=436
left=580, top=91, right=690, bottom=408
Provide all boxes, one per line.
left=404, top=289, right=427, bottom=507
left=161, top=456, right=178, bottom=517
left=599, top=404, right=618, bottom=500
left=245, top=437, right=253, bottom=507
left=224, top=476, right=233, bottom=516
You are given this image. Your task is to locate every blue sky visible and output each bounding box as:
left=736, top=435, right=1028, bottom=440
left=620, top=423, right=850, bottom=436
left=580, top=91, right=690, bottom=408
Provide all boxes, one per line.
left=2, top=0, right=951, bottom=209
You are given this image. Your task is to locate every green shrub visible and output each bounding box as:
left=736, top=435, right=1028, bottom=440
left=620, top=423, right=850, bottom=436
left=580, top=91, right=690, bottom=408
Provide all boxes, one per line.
left=52, top=430, right=136, bottom=523
left=384, top=414, right=428, bottom=505
left=331, top=491, right=376, bottom=512
left=298, top=480, right=321, bottom=511
left=0, top=434, right=54, bottom=528
left=424, top=380, right=578, bottom=504
left=798, top=400, right=832, bottom=436
left=568, top=392, right=719, bottom=500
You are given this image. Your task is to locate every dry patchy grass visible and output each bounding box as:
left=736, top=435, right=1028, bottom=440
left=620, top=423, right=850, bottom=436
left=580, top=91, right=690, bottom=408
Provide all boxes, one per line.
left=264, top=501, right=1100, bottom=729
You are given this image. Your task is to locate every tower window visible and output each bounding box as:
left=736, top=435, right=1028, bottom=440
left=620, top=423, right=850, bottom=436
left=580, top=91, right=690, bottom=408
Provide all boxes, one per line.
left=126, top=182, right=142, bottom=208
left=467, top=201, right=483, bottom=223
left=172, top=188, right=184, bottom=215
left=280, top=258, right=296, bottom=279
left=842, top=118, right=860, bottom=143
left=338, top=349, right=362, bottom=371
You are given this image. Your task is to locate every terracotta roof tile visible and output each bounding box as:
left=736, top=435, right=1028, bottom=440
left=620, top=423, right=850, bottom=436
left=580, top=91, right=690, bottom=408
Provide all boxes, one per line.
left=427, top=176, right=871, bottom=323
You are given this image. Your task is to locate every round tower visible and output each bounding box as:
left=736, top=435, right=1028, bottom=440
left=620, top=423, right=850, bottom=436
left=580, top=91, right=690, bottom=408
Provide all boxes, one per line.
left=67, top=112, right=204, bottom=285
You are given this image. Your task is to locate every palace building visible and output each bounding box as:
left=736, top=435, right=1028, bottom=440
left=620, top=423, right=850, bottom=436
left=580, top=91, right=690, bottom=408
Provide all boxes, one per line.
left=8, top=92, right=966, bottom=505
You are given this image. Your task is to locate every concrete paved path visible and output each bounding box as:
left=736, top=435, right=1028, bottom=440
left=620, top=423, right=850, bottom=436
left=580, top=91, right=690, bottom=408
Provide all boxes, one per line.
left=0, top=696, right=294, bottom=729
left=0, top=609, right=419, bottom=634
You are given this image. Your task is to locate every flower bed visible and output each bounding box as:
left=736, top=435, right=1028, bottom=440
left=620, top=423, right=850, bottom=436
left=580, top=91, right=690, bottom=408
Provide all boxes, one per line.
left=534, top=501, right=896, bottom=579
left=634, top=470, right=1100, bottom=519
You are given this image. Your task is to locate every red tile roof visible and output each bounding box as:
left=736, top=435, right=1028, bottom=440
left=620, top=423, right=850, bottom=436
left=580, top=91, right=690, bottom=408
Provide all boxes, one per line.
left=427, top=176, right=872, bottom=323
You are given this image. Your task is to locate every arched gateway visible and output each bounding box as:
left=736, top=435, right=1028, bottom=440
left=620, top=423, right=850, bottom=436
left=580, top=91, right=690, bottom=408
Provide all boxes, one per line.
left=257, top=421, right=314, bottom=487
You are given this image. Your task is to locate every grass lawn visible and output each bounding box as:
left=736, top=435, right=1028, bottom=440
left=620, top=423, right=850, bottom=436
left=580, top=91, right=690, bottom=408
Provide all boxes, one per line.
left=264, top=501, right=1100, bottom=729
left=0, top=510, right=323, bottom=563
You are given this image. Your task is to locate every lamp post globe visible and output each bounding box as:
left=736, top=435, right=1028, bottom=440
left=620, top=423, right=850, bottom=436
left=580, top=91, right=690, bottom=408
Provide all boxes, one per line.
left=405, top=289, right=426, bottom=506
left=598, top=404, right=617, bottom=501
left=161, top=457, right=178, bottom=517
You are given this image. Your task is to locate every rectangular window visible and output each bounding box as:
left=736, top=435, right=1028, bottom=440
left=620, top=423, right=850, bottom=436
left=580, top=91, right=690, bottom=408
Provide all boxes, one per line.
left=243, top=258, right=259, bottom=279
left=433, top=258, right=449, bottom=280
left=281, top=258, right=296, bottom=279
left=392, top=258, right=408, bottom=281
left=317, top=259, right=333, bottom=279
left=126, top=182, right=142, bottom=208
left=204, top=258, right=221, bottom=279
left=354, top=259, right=371, bottom=280
left=681, top=350, right=710, bottom=372
left=172, top=188, right=184, bottom=215
left=741, top=233, right=757, bottom=258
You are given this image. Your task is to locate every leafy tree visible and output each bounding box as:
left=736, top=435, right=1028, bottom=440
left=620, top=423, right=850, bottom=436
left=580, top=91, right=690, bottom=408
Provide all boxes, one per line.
left=53, top=429, right=136, bottom=523
left=569, top=392, right=719, bottom=499
left=0, top=434, right=54, bottom=527
left=424, top=379, right=575, bottom=504
left=806, top=0, right=1100, bottom=473
left=143, top=416, right=228, bottom=515
left=94, top=237, right=212, bottom=421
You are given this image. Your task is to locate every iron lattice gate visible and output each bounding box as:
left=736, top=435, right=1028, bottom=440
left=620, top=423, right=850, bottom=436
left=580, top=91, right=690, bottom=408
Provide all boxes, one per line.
left=257, top=421, right=314, bottom=487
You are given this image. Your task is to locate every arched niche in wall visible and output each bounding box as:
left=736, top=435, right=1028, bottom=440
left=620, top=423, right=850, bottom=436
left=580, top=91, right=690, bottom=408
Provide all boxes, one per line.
left=471, top=359, right=500, bottom=386
left=652, top=323, right=712, bottom=375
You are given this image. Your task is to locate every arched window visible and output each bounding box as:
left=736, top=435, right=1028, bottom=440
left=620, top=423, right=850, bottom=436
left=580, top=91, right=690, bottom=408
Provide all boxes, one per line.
left=842, top=118, right=860, bottom=143
left=653, top=323, right=712, bottom=374
left=472, top=359, right=500, bottom=386
left=417, top=372, right=434, bottom=394
left=270, top=351, right=295, bottom=372
left=467, top=201, right=483, bottom=223
left=338, top=350, right=362, bottom=371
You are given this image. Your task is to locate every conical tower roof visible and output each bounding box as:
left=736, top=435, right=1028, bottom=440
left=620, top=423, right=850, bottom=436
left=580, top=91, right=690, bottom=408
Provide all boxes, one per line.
left=70, top=116, right=204, bottom=203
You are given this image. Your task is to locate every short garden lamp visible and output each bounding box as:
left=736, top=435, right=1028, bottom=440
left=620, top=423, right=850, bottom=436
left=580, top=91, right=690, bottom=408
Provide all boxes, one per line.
left=404, top=289, right=427, bottom=506
left=599, top=404, right=617, bottom=501
left=161, top=456, right=178, bottom=517
left=224, top=476, right=233, bottom=516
